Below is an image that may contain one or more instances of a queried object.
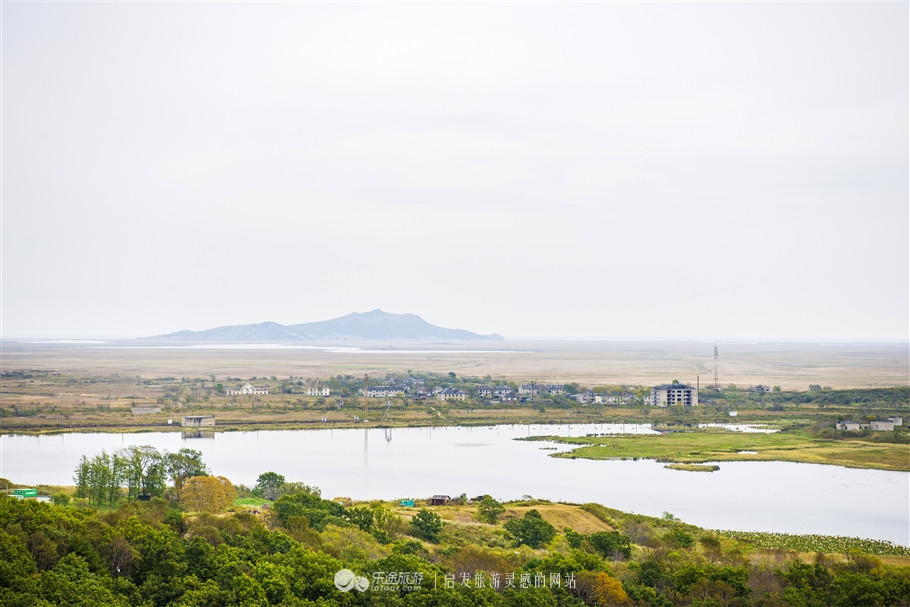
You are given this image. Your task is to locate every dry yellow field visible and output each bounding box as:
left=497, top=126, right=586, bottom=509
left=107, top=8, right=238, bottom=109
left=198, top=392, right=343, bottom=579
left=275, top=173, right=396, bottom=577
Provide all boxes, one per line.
left=2, top=340, right=907, bottom=389
left=403, top=502, right=615, bottom=535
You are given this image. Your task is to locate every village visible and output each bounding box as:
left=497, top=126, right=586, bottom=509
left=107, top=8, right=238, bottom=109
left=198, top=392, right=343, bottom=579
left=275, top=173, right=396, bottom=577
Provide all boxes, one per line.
left=198, top=376, right=906, bottom=434
left=5, top=365, right=904, bottom=439
left=220, top=378, right=703, bottom=408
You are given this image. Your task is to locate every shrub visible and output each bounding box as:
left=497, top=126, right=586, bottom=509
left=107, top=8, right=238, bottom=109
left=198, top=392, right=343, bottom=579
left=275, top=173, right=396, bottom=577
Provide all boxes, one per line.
left=589, top=530, right=632, bottom=560
left=503, top=509, right=556, bottom=548
left=409, top=509, right=443, bottom=543
left=477, top=496, right=505, bottom=524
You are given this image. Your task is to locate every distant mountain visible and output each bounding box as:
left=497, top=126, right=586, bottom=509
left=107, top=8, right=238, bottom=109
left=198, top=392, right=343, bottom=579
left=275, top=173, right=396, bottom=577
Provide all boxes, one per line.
left=153, top=321, right=303, bottom=342
left=144, top=310, right=503, bottom=342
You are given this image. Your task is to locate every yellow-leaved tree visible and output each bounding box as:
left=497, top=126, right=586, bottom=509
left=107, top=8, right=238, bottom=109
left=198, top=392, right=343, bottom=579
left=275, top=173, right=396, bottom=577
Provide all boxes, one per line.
left=180, top=475, right=236, bottom=513
left=592, top=572, right=631, bottom=606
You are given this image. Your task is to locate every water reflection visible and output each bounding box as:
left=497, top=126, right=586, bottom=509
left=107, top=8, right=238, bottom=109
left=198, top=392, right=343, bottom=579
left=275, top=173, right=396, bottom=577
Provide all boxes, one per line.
left=181, top=430, right=215, bottom=439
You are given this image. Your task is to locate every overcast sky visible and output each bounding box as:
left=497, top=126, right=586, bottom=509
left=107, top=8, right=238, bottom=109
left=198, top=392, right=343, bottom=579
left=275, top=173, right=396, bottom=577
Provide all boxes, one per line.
left=2, top=2, right=907, bottom=340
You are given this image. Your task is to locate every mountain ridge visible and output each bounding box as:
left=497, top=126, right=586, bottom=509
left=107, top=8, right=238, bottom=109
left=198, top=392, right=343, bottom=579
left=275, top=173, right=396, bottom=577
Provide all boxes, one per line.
left=142, top=310, right=503, bottom=342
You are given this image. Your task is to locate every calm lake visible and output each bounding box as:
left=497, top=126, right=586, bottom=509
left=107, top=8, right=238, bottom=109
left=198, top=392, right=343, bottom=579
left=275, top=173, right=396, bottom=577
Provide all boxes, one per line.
left=2, top=424, right=907, bottom=546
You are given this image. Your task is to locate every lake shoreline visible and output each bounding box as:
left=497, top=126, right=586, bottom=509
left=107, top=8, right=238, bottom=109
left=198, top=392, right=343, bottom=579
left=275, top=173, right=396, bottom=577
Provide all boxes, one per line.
left=4, top=424, right=908, bottom=545
left=7, top=418, right=908, bottom=472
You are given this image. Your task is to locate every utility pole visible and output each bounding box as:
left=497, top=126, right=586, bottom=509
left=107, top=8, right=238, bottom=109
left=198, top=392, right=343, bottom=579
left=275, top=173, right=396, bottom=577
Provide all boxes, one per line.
left=363, top=374, right=369, bottom=421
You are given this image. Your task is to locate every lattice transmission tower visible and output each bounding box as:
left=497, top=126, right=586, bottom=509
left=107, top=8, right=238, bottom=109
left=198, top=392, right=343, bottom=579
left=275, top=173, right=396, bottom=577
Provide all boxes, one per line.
left=713, top=346, right=719, bottom=390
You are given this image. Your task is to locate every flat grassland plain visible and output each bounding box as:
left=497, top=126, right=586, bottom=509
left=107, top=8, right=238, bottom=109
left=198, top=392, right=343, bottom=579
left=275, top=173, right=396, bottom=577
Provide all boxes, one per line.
left=3, top=339, right=907, bottom=388
left=1, top=340, right=907, bottom=442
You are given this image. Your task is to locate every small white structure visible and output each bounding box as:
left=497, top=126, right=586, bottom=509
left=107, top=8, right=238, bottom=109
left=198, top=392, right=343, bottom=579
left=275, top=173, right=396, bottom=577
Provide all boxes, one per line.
left=836, top=420, right=865, bottom=431
left=131, top=406, right=161, bottom=415
left=605, top=395, right=635, bottom=405
left=305, top=387, right=331, bottom=397
left=870, top=420, right=896, bottom=431
left=226, top=382, right=268, bottom=396
left=888, top=416, right=903, bottom=426
left=836, top=419, right=898, bottom=431
left=181, top=415, right=215, bottom=428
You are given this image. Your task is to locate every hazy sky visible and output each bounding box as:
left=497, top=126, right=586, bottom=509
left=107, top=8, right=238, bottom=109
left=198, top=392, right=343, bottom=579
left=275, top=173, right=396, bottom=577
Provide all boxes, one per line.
left=2, top=2, right=908, bottom=340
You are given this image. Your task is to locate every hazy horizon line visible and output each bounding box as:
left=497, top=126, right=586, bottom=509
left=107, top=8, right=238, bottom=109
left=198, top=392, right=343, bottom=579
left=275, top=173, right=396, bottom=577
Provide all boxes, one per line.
left=2, top=334, right=907, bottom=345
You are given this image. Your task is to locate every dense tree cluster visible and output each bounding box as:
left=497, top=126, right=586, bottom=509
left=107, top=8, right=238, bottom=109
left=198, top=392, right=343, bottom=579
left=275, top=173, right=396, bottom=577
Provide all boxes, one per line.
left=4, top=457, right=910, bottom=606
left=3, top=492, right=908, bottom=606
left=699, top=386, right=909, bottom=409
left=74, top=447, right=207, bottom=507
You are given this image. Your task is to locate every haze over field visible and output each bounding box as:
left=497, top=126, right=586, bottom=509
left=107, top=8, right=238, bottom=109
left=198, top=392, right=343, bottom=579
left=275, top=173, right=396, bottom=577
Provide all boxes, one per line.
left=2, top=2, right=907, bottom=341
left=3, top=340, right=907, bottom=390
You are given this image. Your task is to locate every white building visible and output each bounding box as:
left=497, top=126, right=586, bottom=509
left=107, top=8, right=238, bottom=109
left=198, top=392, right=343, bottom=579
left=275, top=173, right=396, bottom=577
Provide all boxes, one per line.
left=437, top=388, right=467, bottom=401
left=492, top=386, right=515, bottom=398
left=836, top=419, right=898, bottom=431
left=650, top=384, right=698, bottom=407
left=182, top=415, right=215, bottom=427
left=365, top=386, right=405, bottom=398
left=305, top=387, right=331, bottom=397
left=226, top=382, right=268, bottom=396
left=870, top=420, right=896, bottom=431
left=606, top=395, right=635, bottom=405
left=835, top=420, right=865, bottom=431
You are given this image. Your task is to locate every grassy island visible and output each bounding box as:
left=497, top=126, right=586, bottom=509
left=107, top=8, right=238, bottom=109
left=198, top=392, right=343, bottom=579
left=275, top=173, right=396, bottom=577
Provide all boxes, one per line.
left=524, top=426, right=910, bottom=472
